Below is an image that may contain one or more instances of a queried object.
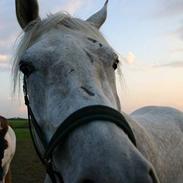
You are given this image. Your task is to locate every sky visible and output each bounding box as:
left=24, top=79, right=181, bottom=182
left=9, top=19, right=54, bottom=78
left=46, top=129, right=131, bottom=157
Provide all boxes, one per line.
left=0, top=0, right=183, bottom=118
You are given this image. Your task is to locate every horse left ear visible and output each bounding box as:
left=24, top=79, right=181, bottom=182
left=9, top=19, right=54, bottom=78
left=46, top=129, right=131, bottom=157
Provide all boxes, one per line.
left=15, top=0, right=40, bottom=30
left=86, top=0, right=108, bottom=29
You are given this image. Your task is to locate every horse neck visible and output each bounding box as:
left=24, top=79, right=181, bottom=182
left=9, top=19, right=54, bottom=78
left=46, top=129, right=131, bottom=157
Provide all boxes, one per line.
left=121, top=112, right=158, bottom=166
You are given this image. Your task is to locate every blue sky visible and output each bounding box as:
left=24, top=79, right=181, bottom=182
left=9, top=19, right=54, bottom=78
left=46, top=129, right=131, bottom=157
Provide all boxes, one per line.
left=0, top=0, right=183, bottom=118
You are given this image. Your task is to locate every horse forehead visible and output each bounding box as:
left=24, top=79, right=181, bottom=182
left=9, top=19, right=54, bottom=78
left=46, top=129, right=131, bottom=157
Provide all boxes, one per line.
left=26, top=31, right=85, bottom=59
left=42, top=28, right=85, bottom=45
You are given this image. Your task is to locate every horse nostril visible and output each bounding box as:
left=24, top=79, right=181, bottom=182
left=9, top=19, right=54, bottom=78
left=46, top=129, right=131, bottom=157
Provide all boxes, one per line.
left=149, top=168, right=159, bottom=183
left=80, top=179, right=95, bottom=183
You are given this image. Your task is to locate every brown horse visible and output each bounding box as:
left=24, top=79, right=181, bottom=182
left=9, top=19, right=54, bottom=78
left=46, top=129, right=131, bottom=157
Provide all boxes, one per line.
left=0, top=116, right=16, bottom=183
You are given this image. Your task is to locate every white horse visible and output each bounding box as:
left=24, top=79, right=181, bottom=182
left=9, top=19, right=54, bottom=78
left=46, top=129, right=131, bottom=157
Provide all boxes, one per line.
left=0, top=116, right=16, bottom=183
left=13, top=0, right=183, bottom=183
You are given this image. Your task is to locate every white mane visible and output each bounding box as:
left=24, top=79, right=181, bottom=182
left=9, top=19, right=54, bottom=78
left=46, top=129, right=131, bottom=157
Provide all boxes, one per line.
left=12, top=12, right=109, bottom=92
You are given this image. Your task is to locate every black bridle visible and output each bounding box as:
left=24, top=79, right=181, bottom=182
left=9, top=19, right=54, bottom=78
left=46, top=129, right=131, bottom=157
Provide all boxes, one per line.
left=23, top=79, right=136, bottom=183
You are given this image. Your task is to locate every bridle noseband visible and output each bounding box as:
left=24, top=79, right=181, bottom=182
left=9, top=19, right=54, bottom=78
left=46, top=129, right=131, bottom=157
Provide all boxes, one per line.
left=23, top=79, right=136, bottom=183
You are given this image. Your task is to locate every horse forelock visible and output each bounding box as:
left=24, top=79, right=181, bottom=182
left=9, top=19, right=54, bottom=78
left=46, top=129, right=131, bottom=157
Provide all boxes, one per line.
left=12, top=12, right=109, bottom=93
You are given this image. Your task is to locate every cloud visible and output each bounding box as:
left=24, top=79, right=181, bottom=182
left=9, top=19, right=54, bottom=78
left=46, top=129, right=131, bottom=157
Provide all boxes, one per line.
left=154, top=61, right=183, bottom=68
left=0, top=54, right=11, bottom=71
left=156, top=0, right=183, bottom=17
left=126, top=52, right=136, bottom=64
left=0, top=54, right=10, bottom=63
left=0, top=1, right=20, bottom=60
left=171, top=48, right=183, bottom=52
left=170, top=25, right=183, bottom=43
left=121, top=58, right=183, bottom=69
left=63, top=0, right=86, bottom=14
left=120, top=52, right=136, bottom=65
left=55, top=0, right=90, bottom=15
left=18, top=105, right=27, bottom=114
left=175, top=26, right=183, bottom=40
left=0, top=63, right=11, bottom=72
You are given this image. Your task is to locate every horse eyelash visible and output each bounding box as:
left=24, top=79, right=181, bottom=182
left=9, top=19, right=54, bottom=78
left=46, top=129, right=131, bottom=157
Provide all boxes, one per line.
left=87, top=37, right=103, bottom=47
left=87, top=37, right=97, bottom=43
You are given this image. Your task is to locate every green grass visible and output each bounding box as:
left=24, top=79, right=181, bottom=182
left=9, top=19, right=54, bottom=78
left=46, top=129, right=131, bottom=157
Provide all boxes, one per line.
left=8, top=118, right=30, bottom=140
left=12, top=140, right=45, bottom=183
left=9, top=118, right=45, bottom=182
left=9, top=118, right=28, bottom=128
left=14, top=128, right=30, bottom=139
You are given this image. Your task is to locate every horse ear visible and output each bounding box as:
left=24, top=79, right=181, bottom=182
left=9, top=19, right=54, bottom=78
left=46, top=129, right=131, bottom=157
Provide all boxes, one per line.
left=86, top=0, right=108, bottom=29
left=15, top=0, right=40, bottom=29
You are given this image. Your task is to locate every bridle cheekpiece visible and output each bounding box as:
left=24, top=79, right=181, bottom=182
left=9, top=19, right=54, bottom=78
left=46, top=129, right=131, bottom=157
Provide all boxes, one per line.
left=23, top=78, right=136, bottom=183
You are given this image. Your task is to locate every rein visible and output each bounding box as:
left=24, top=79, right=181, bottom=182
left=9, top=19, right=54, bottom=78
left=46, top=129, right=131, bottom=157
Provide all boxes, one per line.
left=23, top=79, right=136, bottom=183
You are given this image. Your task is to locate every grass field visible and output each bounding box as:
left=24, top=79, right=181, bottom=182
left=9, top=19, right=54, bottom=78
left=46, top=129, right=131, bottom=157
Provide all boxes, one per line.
left=9, top=119, right=45, bottom=183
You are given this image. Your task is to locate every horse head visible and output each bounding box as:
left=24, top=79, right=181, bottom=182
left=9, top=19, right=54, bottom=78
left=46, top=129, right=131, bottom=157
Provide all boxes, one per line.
left=14, top=0, right=159, bottom=182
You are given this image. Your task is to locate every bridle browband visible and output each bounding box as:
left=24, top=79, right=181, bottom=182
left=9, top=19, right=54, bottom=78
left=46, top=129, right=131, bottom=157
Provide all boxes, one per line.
left=23, top=79, right=136, bottom=183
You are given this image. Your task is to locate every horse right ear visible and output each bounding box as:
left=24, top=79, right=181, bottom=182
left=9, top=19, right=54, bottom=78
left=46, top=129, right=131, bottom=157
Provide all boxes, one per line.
left=15, top=0, right=40, bottom=29
left=86, top=0, right=108, bottom=29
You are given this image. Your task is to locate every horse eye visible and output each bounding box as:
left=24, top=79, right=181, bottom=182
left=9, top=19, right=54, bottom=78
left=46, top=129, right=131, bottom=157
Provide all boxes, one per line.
left=113, top=58, right=119, bottom=70
left=19, top=61, right=35, bottom=77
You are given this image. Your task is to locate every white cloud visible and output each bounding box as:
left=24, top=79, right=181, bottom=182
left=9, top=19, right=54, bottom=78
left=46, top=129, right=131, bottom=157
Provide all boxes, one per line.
left=171, top=48, right=183, bottom=52
left=0, top=54, right=10, bottom=63
left=126, top=52, right=136, bottom=64
left=153, top=61, right=183, bottom=68
left=0, top=54, right=11, bottom=71
left=0, top=63, right=10, bottom=72
left=156, top=0, right=183, bottom=17
left=120, top=52, right=136, bottom=65
left=55, top=0, right=90, bottom=15
left=170, top=25, right=183, bottom=43
left=176, top=26, right=183, bottom=40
